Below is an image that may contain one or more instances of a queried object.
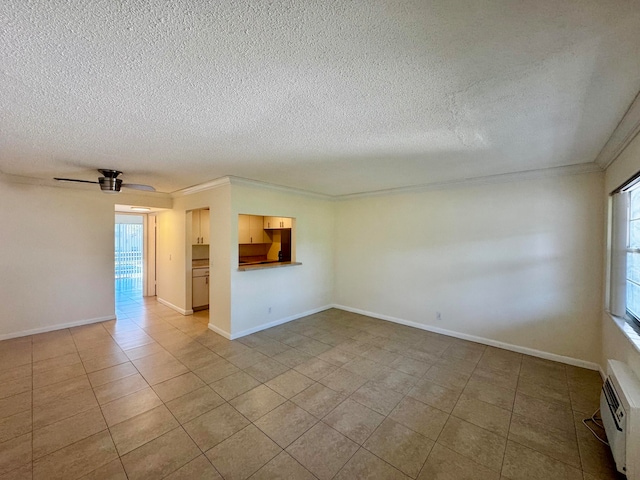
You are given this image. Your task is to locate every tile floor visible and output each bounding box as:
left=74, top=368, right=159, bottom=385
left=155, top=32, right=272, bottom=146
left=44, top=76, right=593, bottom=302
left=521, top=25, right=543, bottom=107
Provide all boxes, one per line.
left=0, top=297, right=624, bottom=479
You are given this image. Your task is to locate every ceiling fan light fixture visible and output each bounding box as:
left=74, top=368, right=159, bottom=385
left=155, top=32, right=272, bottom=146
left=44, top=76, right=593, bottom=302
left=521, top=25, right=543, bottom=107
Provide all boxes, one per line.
left=99, top=176, right=122, bottom=193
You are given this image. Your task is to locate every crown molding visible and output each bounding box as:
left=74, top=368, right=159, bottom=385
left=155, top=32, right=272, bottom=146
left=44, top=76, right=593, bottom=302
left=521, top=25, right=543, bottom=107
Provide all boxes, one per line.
left=227, top=176, right=333, bottom=200
left=334, top=162, right=603, bottom=200
left=171, top=176, right=232, bottom=197
left=595, top=90, right=640, bottom=170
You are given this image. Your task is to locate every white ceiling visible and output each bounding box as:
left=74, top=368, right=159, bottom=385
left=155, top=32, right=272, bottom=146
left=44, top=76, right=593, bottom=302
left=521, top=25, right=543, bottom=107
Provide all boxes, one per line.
left=1, top=0, right=639, bottom=196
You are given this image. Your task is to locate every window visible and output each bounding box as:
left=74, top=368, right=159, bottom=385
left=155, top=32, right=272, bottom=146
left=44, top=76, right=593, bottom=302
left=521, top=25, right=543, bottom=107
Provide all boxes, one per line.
left=610, top=175, right=640, bottom=328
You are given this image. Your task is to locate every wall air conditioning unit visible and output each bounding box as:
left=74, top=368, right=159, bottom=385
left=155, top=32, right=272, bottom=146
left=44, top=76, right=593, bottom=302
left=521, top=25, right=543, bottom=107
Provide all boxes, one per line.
left=601, top=359, right=640, bottom=479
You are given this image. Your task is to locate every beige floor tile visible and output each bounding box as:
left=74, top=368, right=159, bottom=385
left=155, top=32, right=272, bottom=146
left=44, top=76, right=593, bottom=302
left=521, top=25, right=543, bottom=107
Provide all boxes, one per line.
left=230, top=385, right=286, bottom=422
left=390, top=355, right=431, bottom=377
left=437, top=417, right=506, bottom=472
left=286, top=422, right=358, bottom=480
left=293, top=358, right=338, bottom=381
left=33, top=406, right=106, bottom=458
left=250, top=451, right=316, bottom=480
left=0, top=432, right=31, bottom=476
left=253, top=340, right=291, bottom=358
left=79, top=459, right=128, bottom=479
left=0, top=463, right=32, bottom=480
left=569, top=383, right=601, bottom=415
left=293, top=338, right=333, bottom=357
left=389, top=396, right=449, bottom=441
left=110, top=405, right=179, bottom=455
left=164, top=455, right=222, bottom=480
left=193, top=360, right=240, bottom=384
left=0, top=410, right=31, bottom=444
left=291, top=383, right=346, bottom=418
left=32, top=362, right=85, bottom=389
left=255, top=401, right=318, bottom=448
left=32, top=341, right=77, bottom=363
left=32, top=352, right=80, bottom=375
left=362, top=346, right=400, bottom=365
left=166, top=386, right=225, bottom=424
left=88, top=362, right=137, bottom=388
left=434, top=356, right=479, bottom=375
left=442, top=341, right=486, bottom=363
left=101, top=387, right=163, bottom=427
left=0, top=377, right=32, bottom=401
left=124, top=343, right=166, bottom=361
left=341, top=358, right=381, bottom=379
left=573, top=412, right=618, bottom=478
left=363, top=419, right=434, bottom=478
left=509, top=413, right=580, bottom=468
left=424, top=365, right=471, bottom=393
left=0, top=392, right=31, bottom=421
left=371, top=368, right=420, bottom=395
left=271, top=349, right=313, bottom=368
left=319, top=368, right=367, bottom=395
left=265, top=370, right=315, bottom=399
left=520, top=356, right=567, bottom=383
left=132, top=352, right=189, bottom=385
left=452, top=394, right=511, bottom=437
left=245, top=359, right=290, bottom=383
left=517, top=376, right=570, bottom=407
left=408, top=379, right=461, bottom=413
left=152, top=372, right=206, bottom=403
left=502, top=440, right=582, bottom=480
left=183, top=403, right=250, bottom=451
left=471, top=366, right=519, bottom=391
left=317, top=347, right=357, bottom=366
left=32, top=375, right=92, bottom=406
left=322, top=398, right=383, bottom=445
left=32, top=430, right=117, bottom=480
left=418, top=443, right=500, bottom=480
left=93, top=373, right=149, bottom=405
left=121, top=427, right=200, bottom=480
left=462, top=376, right=515, bottom=410
left=350, top=381, right=404, bottom=416
left=33, top=388, right=98, bottom=429
left=207, top=425, right=282, bottom=480
left=334, top=448, right=411, bottom=480
left=82, top=351, right=130, bottom=374
left=211, top=371, right=261, bottom=400
left=513, top=392, right=575, bottom=434
left=226, top=349, right=270, bottom=369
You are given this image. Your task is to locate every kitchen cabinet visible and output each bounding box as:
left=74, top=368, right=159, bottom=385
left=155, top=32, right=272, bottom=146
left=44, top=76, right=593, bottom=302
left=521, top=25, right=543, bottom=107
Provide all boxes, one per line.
left=263, top=216, right=292, bottom=229
left=239, top=215, right=267, bottom=244
left=192, top=209, right=210, bottom=245
left=192, top=267, right=209, bottom=311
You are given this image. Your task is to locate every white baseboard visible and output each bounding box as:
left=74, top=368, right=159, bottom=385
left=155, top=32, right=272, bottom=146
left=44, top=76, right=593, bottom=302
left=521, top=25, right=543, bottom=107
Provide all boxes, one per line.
left=157, top=298, right=193, bottom=316
left=332, top=304, right=601, bottom=371
left=0, top=315, right=117, bottom=341
left=209, top=305, right=334, bottom=340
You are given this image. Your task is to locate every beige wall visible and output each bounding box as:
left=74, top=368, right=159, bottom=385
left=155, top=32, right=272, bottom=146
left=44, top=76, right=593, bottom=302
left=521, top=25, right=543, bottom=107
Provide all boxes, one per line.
left=334, top=172, right=605, bottom=366
left=230, top=183, right=334, bottom=337
left=0, top=177, right=171, bottom=339
left=603, top=132, right=640, bottom=378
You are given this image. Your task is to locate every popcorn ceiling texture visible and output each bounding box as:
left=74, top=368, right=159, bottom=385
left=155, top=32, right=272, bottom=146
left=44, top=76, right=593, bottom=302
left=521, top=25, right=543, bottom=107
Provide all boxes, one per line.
left=1, top=0, right=639, bottom=195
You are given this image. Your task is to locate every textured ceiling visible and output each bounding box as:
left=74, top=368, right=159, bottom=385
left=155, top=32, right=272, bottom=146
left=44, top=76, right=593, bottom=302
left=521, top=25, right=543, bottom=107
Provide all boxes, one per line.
left=1, top=1, right=639, bottom=196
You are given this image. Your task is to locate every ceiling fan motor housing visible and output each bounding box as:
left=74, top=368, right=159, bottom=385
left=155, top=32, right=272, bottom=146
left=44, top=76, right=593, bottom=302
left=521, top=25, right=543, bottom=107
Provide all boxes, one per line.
left=99, top=176, right=122, bottom=193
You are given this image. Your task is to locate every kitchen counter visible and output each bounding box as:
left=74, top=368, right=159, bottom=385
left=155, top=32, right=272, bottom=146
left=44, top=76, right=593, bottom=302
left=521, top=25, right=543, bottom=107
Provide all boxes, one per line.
left=238, top=261, right=302, bottom=271
left=192, top=259, right=209, bottom=268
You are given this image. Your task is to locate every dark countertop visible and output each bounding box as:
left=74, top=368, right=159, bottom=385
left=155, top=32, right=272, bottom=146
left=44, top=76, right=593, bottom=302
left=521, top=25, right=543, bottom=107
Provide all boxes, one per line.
left=238, top=261, right=302, bottom=271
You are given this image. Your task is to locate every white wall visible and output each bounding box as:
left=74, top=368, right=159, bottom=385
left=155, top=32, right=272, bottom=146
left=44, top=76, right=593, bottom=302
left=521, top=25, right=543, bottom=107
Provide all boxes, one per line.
left=603, top=132, right=640, bottom=379
left=230, top=183, right=334, bottom=337
left=334, top=172, right=605, bottom=366
left=0, top=177, right=171, bottom=339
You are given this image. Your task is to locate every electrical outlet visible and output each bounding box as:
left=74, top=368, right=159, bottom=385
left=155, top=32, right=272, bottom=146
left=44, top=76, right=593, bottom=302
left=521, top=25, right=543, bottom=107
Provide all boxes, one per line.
left=436, top=311, right=441, bottom=321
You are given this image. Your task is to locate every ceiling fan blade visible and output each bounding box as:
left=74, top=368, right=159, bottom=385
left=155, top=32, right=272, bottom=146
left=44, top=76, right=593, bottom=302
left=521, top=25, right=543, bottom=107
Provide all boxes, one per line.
left=54, top=178, right=99, bottom=184
left=121, top=183, right=156, bottom=192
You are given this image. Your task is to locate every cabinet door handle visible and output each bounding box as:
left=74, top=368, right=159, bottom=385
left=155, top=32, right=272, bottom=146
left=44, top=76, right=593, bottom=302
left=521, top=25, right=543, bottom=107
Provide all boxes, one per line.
left=205, top=276, right=208, bottom=284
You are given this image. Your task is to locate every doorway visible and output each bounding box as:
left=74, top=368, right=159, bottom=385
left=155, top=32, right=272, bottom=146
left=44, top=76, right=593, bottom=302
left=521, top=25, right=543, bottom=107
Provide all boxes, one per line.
left=115, top=214, right=144, bottom=302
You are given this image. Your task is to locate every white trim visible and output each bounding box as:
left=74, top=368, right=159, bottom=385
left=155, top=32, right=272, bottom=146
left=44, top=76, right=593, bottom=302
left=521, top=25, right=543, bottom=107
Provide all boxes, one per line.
left=228, top=176, right=332, bottom=200
left=595, top=91, right=640, bottom=170
left=0, top=315, right=116, bottom=341
left=211, top=305, right=334, bottom=340
left=333, top=304, right=601, bottom=371
left=157, top=297, right=193, bottom=315
left=171, top=176, right=231, bottom=197
left=336, top=163, right=603, bottom=200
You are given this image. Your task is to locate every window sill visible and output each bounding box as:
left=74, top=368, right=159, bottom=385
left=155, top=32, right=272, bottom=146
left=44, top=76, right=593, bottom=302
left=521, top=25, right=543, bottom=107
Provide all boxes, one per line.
left=608, top=312, right=640, bottom=354
left=237, top=261, right=302, bottom=272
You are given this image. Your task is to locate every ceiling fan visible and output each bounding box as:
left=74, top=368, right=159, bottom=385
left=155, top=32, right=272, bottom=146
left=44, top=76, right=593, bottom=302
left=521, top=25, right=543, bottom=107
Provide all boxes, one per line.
left=54, top=169, right=156, bottom=193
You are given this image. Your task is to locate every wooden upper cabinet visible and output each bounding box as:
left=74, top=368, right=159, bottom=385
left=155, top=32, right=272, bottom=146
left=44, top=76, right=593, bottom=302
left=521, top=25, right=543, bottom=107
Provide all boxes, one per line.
left=239, top=214, right=266, bottom=244
left=192, top=209, right=210, bottom=245
left=264, top=216, right=292, bottom=229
